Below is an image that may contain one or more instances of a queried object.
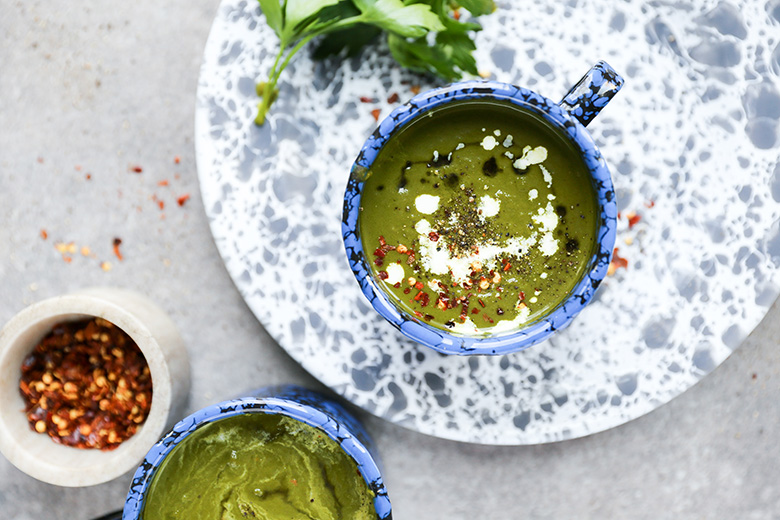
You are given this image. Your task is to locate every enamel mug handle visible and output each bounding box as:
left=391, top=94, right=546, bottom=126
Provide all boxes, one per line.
left=558, top=60, right=624, bottom=127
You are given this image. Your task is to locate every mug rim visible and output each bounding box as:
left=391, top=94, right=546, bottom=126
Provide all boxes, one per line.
left=342, top=80, right=617, bottom=355
left=122, top=390, right=392, bottom=519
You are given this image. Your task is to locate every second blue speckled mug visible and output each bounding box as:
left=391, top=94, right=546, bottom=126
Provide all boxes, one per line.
left=342, top=61, right=624, bottom=356
left=122, top=385, right=392, bottom=519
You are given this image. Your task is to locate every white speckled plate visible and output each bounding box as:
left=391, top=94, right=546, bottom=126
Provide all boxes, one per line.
left=195, top=0, right=780, bottom=444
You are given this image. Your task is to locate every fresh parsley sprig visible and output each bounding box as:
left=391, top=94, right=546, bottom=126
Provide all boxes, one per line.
left=255, top=0, right=495, bottom=125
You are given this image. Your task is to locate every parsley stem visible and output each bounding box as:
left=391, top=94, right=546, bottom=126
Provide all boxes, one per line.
left=254, top=15, right=365, bottom=125
left=256, top=33, right=317, bottom=125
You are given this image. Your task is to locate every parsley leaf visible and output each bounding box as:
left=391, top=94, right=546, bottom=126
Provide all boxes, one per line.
left=353, top=0, right=444, bottom=38
left=254, top=0, right=494, bottom=125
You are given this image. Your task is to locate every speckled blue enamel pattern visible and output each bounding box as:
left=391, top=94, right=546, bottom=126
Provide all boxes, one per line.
left=122, top=385, right=392, bottom=519
left=559, top=61, right=625, bottom=127
left=342, top=62, right=623, bottom=356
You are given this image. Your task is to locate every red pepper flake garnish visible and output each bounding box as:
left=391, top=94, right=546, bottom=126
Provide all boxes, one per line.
left=130, top=165, right=143, bottom=173
left=373, top=258, right=383, bottom=266
left=420, top=292, right=430, bottom=307
left=387, top=93, right=400, bottom=103
left=608, top=248, right=629, bottom=276
left=174, top=156, right=181, bottom=164
left=482, top=313, right=494, bottom=324
left=413, top=310, right=423, bottom=318
left=414, top=290, right=424, bottom=301
left=378, top=236, right=387, bottom=247
left=112, top=238, right=123, bottom=261
left=410, top=85, right=421, bottom=95
left=371, top=109, right=381, bottom=121
left=626, top=211, right=641, bottom=229
left=414, top=282, right=424, bottom=290
left=453, top=9, right=461, bottom=20
left=403, top=288, right=411, bottom=295
left=176, top=194, right=191, bottom=207
left=503, top=262, right=511, bottom=272
left=644, top=200, right=655, bottom=208
left=393, top=282, right=401, bottom=288
left=40, top=229, right=48, bottom=240
left=424, top=314, right=434, bottom=321
left=428, top=231, right=440, bottom=242
left=478, top=299, right=486, bottom=308
left=471, top=308, right=479, bottom=314
left=158, top=180, right=169, bottom=187
left=518, top=291, right=525, bottom=301
left=378, top=271, right=389, bottom=280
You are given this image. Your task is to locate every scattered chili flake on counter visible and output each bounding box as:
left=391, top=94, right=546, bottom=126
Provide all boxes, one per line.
left=387, top=92, right=399, bottom=103
left=176, top=194, right=191, bottom=206
left=40, top=229, right=48, bottom=240
left=19, top=317, right=153, bottom=450
left=371, top=108, right=381, bottom=121
left=55, top=242, right=76, bottom=254
left=112, top=238, right=123, bottom=261
left=151, top=194, right=165, bottom=210
left=174, top=156, right=181, bottom=164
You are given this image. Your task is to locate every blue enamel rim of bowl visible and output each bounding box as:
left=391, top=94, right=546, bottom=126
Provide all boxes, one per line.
left=342, top=80, right=617, bottom=356
left=122, top=386, right=392, bottom=519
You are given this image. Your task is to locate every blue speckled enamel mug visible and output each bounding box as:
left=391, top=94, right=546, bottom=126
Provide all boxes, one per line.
left=122, top=385, right=392, bottom=519
left=342, top=61, right=624, bottom=356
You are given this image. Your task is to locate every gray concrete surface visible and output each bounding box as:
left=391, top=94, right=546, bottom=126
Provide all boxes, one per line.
left=1, top=1, right=779, bottom=519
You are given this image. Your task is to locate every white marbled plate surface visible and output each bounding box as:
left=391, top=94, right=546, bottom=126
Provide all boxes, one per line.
left=195, top=0, right=780, bottom=444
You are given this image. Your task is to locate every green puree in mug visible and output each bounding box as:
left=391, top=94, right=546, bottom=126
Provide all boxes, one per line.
left=358, top=99, right=599, bottom=335
left=142, top=413, right=377, bottom=520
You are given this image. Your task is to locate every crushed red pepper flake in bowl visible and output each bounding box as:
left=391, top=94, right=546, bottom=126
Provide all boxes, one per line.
left=19, top=317, right=153, bottom=451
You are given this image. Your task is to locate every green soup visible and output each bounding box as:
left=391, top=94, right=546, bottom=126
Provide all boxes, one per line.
left=358, top=99, right=599, bottom=335
left=141, top=413, right=377, bottom=520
